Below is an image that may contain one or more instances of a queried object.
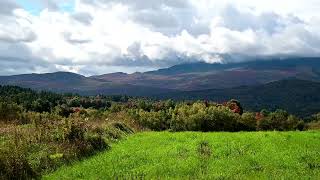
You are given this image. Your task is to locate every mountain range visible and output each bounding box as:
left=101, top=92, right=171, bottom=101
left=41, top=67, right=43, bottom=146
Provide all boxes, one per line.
left=2, top=57, right=320, bottom=116
left=1, top=57, right=320, bottom=95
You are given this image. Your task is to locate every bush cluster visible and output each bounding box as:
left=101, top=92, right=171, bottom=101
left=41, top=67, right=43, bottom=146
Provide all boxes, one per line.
left=305, top=113, right=320, bottom=130
left=132, top=102, right=304, bottom=132
left=257, top=109, right=304, bottom=131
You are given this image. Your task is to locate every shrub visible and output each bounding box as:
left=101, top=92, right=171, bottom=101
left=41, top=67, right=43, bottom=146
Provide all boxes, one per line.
left=0, top=102, right=23, bottom=123
left=225, top=99, right=243, bottom=115
left=239, top=112, right=257, bottom=131
left=171, top=103, right=207, bottom=131
left=109, top=103, right=123, bottom=113
left=137, top=110, right=171, bottom=131
left=66, top=121, right=87, bottom=141
left=0, top=146, right=37, bottom=179
left=171, top=103, right=240, bottom=132
left=54, top=104, right=73, bottom=117
left=202, top=106, right=240, bottom=132
left=111, top=122, right=134, bottom=134
left=105, top=126, right=123, bottom=140
left=306, top=115, right=320, bottom=130
left=285, top=115, right=304, bottom=131
left=257, top=109, right=304, bottom=131
left=85, top=134, right=110, bottom=152
left=306, top=121, right=320, bottom=130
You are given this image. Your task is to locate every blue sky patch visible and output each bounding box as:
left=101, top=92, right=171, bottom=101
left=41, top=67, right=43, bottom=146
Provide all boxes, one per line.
left=59, top=1, right=75, bottom=12
left=15, top=0, right=75, bottom=15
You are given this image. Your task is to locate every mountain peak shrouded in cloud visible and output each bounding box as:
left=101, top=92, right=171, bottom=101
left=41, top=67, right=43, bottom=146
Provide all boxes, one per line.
left=1, top=0, right=320, bottom=75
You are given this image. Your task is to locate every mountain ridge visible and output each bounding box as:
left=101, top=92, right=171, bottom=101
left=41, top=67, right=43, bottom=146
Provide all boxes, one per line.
left=1, top=57, right=320, bottom=96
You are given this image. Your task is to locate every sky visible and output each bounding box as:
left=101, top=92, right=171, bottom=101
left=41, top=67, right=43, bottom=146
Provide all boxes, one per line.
left=0, top=0, right=320, bottom=76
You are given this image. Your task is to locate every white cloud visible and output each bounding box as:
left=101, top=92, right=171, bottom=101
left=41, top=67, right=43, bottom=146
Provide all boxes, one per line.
left=0, top=0, right=320, bottom=75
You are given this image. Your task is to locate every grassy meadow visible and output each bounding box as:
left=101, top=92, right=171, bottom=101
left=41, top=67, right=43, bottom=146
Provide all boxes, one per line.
left=46, top=131, right=320, bottom=179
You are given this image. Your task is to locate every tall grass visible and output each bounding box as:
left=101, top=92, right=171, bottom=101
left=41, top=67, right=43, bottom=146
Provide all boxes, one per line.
left=46, top=131, right=320, bottom=179
left=0, top=111, right=135, bottom=179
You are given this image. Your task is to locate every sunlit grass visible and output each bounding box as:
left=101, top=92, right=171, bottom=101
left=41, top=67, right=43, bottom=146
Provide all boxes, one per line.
left=45, top=131, right=320, bottom=179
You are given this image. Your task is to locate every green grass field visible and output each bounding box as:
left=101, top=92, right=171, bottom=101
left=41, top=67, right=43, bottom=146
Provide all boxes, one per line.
left=45, top=131, right=320, bottom=179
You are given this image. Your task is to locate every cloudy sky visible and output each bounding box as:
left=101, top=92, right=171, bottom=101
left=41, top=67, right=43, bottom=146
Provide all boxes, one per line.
left=0, top=0, right=320, bottom=75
